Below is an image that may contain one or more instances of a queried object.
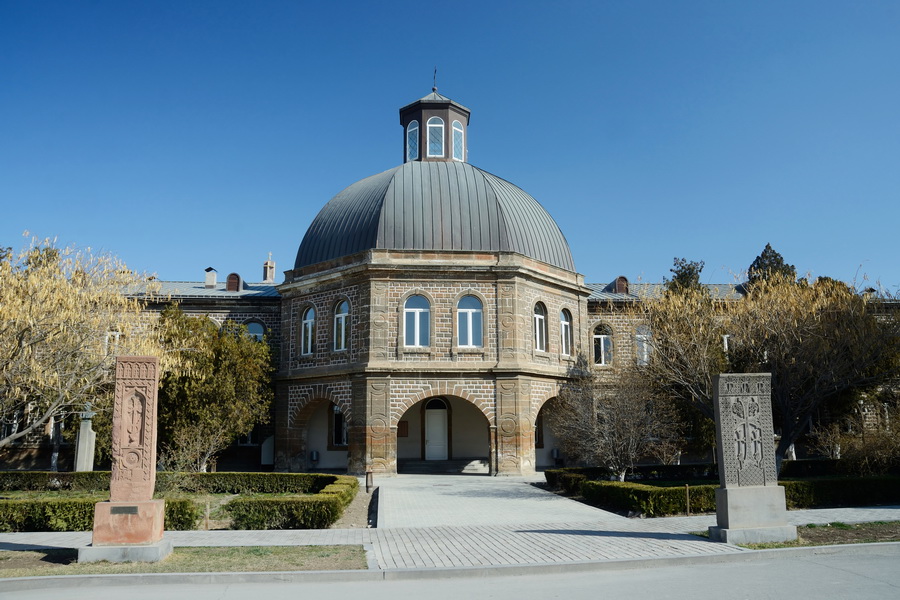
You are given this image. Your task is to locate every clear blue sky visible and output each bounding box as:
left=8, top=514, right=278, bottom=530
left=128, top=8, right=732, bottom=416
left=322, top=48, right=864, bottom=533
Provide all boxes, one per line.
left=2, top=1, right=898, bottom=291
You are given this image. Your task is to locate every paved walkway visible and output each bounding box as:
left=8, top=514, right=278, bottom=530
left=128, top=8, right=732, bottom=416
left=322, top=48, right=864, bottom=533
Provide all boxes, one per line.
left=2, top=474, right=899, bottom=571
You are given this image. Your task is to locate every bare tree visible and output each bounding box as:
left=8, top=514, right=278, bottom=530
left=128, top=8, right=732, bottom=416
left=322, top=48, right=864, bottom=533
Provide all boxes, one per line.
left=547, top=357, right=684, bottom=481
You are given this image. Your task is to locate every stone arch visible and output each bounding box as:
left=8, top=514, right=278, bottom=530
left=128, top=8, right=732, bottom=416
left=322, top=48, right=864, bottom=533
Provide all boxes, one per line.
left=530, top=381, right=562, bottom=423
left=390, top=381, right=493, bottom=427
left=288, top=384, right=350, bottom=430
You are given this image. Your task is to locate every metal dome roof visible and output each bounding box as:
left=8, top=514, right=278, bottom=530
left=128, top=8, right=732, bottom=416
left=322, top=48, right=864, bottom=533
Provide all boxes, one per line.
left=294, top=161, right=575, bottom=272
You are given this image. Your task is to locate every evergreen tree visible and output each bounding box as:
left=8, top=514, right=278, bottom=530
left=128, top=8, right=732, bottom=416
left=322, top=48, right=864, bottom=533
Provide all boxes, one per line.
left=665, top=257, right=705, bottom=293
left=748, top=243, right=796, bottom=285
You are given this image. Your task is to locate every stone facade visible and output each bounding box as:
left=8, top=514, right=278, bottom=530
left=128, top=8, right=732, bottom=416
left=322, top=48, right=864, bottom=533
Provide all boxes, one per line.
left=275, top=249, right=588, bottom=475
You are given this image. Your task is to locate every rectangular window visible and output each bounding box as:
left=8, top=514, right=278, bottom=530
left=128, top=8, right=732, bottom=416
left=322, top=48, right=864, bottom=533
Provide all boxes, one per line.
left=332, top=410, right=348, bottom=447
left=405, top=311, right=418, bottom=346
left=534, top=315, right=546, bottom=352
left=458, top=311, right=471, bottom=347
left=560, top=320, right=571, bottom=356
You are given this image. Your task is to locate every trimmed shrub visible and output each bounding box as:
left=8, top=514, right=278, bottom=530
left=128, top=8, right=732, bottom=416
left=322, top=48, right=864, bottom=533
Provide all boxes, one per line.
left=559, top=472, right=588, bottom=495
left=544, top=465, right=717, bottom=490
left=155, top=472, right=332, bottom=494
left=781, top=477, right=900, bottom=509
left=225, top=496, right=343, bottom=530
left=223, top=475, right=357, bottom=529
left=580, top=481, right=717, bottom=517
left=0, top=497, right=201, bottom=532
left=0, top=471, right=111, bottom=493
left=0, top=471, right=344, bottom=495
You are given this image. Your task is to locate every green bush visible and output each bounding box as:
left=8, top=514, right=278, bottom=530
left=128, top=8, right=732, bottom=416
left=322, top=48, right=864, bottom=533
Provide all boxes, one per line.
left=0, top=497, right=200, bottom=532
left=0, top=471, right=343, bottom=495
left=0, top=471, right=111, bottom=492
left=781, top=476, right=900, bottom=508
left=559, top=472, right=588, bottom=495
left=580, top=481, right=718, bottom=517
left=163, top=498, right=203, bottom=530
left=155, top=472, right=333, bottom=494
left=225, top=496, right=343, bottom=530
left=223, top=475, right=357, bottom=529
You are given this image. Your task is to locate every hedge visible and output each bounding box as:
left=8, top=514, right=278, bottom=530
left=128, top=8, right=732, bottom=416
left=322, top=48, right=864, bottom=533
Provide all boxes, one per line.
left=0, top=497, right=200, bottom=532
left=544, top=465, right=718, bottom=490
left=0, top=471, right=345, bottom=495
left=781, top=477, right=900, bottom=509
left=223, top=475, right=358, bottom=530
left=577, top=476, right=900, bottom=517
left=580, top=481, right=718, bottom=517
left=0, top=471, right=358, bottom=531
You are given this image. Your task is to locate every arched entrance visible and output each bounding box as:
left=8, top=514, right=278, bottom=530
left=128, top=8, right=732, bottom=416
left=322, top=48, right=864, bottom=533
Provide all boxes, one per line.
left=535, top=397, right=563, bottom=470
left=303, top=400, right=350, bottom=472
left=397, top=396, right=490, bottom=474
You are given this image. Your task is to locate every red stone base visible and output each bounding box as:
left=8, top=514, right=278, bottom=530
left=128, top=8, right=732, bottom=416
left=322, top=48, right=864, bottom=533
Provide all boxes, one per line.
left=91, top=499, right=165, bottom=546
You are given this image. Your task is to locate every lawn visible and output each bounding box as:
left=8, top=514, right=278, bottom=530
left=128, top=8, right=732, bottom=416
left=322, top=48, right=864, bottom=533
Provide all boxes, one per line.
left=0, top=545, right=368, bottom=578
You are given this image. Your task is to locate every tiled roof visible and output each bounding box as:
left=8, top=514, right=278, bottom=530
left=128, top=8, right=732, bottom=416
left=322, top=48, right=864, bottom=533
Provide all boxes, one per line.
left=586, top=282, right=745, bottom=302
left=130, top=280, right=280, bottom=299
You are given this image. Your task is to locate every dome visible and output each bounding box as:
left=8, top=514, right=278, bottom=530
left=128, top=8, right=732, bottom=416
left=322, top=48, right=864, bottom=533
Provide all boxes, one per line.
left=294, top=160, right=575, bottom=272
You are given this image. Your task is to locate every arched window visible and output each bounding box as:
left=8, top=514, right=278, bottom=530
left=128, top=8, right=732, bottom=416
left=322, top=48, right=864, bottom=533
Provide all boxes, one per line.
left=406, top=120, right=419, bottom=162
left=300, top=307, right=315, bottom=355
left=457, top=295, right=483, bottom=347
left=334, top=300, right=349, bottom=351
left=533, top=303, right=547, bottom=352
left=244, top=320, right=265, bottom=342
left=404, top=295, right=430, bottom=347
left=635, top=325, right=651, bottom=366
left=452, top=120, right=464, bottom=161
left=593, top=324, right=613, bottom=366
left=559, top=309, right=572, bottom=356
left=427, top=116, right=444, bottom=158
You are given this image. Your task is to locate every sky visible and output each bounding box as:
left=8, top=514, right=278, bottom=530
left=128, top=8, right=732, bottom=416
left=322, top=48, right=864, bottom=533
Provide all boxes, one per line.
left=2, top=1, right=898, bottom=291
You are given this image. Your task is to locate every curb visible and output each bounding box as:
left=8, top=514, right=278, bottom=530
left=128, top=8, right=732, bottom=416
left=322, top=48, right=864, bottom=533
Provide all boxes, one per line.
left=2, top=542, right=899, bottom=593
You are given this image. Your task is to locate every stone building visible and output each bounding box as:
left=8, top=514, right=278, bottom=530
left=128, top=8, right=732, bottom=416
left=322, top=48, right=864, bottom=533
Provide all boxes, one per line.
left=276, top=91, right=592, bottom=476
left=0, top=91, right=664, bottom=474
left=149, top=91, right=667, bottom=476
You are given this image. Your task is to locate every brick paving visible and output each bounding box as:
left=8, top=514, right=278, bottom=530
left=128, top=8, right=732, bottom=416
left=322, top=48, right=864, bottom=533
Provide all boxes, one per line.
left=2, top=474, right=899, bottom=571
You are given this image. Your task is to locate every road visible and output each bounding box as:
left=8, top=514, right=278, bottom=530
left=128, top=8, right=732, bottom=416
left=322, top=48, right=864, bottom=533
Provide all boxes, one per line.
left=3, top=547, right=898, bottom=600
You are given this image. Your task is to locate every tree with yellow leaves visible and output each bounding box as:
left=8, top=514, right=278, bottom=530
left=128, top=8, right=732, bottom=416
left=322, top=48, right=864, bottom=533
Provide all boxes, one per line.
left=0, top=237, right=164, bottom=450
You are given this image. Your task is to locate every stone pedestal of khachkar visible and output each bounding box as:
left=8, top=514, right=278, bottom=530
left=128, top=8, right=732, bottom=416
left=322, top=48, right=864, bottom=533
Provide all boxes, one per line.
left=78, top=356, right=173, bottom=563
left=708, top=373, right=797, bottom=544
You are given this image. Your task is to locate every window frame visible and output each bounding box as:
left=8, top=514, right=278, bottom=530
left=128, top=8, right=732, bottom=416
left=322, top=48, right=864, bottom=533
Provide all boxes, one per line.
left=452, top=120, right=464, bottom=161
left=406, top=120, right=419, bottom=162
left=533, top=303, right=548, bottom=353
left=635, top=325, right=651, bottom=366
left=300, top=306, right=315, bottom=356
left=427, top=116, right=444, bottom=158
left=456, top=295, right=483, bottom=348
left=593, top=324, right=614, bottom=366
left=328, top=403, right=348, bottom=450
left=333, top=300, right=350, bottom=352
left=243, top=320, right=266, bottom=342
left=559, top=309, right=572, bottom=356
left=404, top=294, right=431, bottom=348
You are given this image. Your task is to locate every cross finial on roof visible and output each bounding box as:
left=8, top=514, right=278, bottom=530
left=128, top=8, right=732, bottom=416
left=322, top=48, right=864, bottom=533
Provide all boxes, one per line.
left=433, top=66, right=437, bottom=92
left=268, top=251, right=272, bottom=261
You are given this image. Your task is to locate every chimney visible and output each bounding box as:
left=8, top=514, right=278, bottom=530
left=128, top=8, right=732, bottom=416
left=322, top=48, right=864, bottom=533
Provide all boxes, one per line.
left=263, top=253, right=275, bottom=283
left=204, top=267, right=217, bottom=289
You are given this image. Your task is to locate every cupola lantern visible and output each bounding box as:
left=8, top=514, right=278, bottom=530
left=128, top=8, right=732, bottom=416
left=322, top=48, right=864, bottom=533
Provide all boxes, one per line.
left=399, top=89, right=471, bottom=163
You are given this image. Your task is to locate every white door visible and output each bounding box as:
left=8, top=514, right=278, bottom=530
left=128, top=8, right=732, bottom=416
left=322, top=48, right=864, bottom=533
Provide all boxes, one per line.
left=424, top=406, right=448, bottom=460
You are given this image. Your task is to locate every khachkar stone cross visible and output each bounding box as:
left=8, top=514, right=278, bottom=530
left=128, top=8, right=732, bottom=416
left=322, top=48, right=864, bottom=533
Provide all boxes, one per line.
left=78, top=356, right=173, bottom=563
left=708, top=373, right=797, bottom=544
